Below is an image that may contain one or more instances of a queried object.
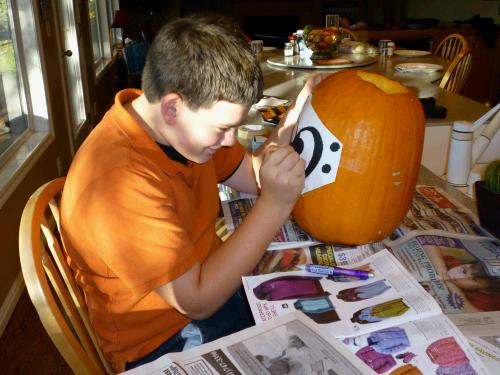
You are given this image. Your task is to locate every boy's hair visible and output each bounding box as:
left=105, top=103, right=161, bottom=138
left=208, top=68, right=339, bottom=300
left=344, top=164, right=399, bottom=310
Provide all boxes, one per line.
left=142, top=13, right=263, bottom=109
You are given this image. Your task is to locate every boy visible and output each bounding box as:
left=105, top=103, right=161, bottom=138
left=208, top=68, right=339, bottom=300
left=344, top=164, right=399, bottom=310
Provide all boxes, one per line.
left=61, top=13, right=319, bottom=372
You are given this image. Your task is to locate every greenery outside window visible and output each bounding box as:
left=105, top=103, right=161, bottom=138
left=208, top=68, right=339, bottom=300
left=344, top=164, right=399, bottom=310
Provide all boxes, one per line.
left=0, top=0, right=51, bottom=206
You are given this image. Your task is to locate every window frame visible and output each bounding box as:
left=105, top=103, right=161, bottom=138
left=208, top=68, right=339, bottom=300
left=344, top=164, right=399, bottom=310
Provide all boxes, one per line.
left=0, top=0, right=53, bottom=207
left=90, top=0, right=121, bottom=78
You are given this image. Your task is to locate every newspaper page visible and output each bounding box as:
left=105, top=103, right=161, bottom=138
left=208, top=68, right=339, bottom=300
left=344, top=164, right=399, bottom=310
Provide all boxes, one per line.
left=391, top=185, right=489, bottom=240
left=468, top=336, right=500, bottom=375
left=121, top=311, right=370, bottom=375
left=449, top=313, right=500, bottom=370
left=242, top=249, right=442, bottom=338
left=383, top=230, right=500, bottom=315
left=220, top=185, right=489, bottom=251
left=252, top=243, right=379, bottom=275
left=341, top=314, right=491, bottom=375
left=221, top=197, right=320, bottom=250
left=448, top=311, right=500, bottom=337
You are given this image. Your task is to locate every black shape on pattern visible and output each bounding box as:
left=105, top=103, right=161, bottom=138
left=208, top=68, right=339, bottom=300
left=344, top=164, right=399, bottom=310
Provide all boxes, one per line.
left=291, top=126, right=323, bottom=177
left=291, top=135, right=304, bottom=154
left=322, top=164, right=331, bottom=173
left=330, top=142, right=340, bottom=152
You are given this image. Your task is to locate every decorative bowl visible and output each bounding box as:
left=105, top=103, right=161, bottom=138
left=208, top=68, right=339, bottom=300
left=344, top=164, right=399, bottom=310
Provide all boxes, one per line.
left=304, top=28, right=342, bottom=60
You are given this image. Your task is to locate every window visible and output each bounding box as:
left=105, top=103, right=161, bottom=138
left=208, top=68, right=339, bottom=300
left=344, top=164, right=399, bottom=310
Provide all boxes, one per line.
left=0, top=0, right=28, bottom=154
left=88, top=0, right=120, bottom=76
left=0, top=0, right=51, bottom=205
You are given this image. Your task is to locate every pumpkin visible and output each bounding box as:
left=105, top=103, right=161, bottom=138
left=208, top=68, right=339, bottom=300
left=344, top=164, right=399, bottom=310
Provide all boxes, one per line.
left=292, top=70, right=425, bottom=245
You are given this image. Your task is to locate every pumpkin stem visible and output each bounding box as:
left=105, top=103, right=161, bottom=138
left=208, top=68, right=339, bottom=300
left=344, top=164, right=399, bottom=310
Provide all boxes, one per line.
left=357, top=71, right=408, bottom=94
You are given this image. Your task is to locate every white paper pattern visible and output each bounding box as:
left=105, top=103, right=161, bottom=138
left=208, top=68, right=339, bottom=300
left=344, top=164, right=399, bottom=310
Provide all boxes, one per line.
left=292, top=95, right=343, bottom=194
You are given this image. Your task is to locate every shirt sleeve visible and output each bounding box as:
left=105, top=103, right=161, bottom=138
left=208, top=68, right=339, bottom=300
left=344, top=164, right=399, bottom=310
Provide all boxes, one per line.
left=212, top=143, right=245, bottom=182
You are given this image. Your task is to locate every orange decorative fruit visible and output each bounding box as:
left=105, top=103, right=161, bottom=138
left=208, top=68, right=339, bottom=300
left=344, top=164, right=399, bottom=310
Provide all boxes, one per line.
left=292, top=70, right=425, bottom=245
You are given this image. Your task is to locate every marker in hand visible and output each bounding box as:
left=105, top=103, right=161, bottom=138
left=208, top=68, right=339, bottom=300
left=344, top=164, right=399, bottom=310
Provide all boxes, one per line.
left=298, top=264, right=374, bottom=279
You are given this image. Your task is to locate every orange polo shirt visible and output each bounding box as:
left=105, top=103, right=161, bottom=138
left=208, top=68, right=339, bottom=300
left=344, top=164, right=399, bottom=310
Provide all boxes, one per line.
left=60, top=89, right=245, bottom=372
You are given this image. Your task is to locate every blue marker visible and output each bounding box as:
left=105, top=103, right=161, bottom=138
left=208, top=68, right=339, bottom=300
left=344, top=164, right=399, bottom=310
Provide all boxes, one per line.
left=298, top=264, right=374, bottom=279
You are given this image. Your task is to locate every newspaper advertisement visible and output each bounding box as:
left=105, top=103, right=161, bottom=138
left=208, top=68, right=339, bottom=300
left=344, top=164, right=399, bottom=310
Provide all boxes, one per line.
left=341, top=313, right=491, bottom=375
left=391, top=185, right=488, bottom=240
left=221, top=197, right=319, bottom=250
left=242, top=250, right=442, bottom=338
left=121, top=311, right=370, bottom=375
left=467, top=336, right=500, bottom=375
left=383, top=230, right=500, bottom=315
left=252, top=243, right=380, bottom=275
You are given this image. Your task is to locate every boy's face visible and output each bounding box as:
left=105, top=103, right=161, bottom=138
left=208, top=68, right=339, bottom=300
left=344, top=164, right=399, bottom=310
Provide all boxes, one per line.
left=172, top=100, right=250, bottom=163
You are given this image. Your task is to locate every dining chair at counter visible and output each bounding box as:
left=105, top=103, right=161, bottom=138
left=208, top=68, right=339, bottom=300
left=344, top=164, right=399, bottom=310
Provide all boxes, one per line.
left=19, top=177, right=114, bottom=375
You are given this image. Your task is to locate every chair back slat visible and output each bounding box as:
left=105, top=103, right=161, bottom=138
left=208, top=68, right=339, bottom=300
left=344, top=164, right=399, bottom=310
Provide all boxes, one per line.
left=433, top=33, right=468, bottom=62
left=48, top=196, right=61, bottom=232
left=19, top=177, right=114, bottom=374
left=40, top=214, right=114, bottom=373
left=439, top=50, right=473, bottom=94
left=41, top=247, right=105, bottom=373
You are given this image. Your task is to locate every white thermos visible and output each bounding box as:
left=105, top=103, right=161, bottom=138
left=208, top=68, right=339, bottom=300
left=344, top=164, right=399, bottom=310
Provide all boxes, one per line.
left=447, top=121, right=475, bottom=187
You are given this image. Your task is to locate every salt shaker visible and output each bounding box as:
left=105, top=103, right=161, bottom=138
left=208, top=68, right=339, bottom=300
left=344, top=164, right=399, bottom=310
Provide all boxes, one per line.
left=284, top=42, right=294, bottom=56
left=387, top=41, right=395, bottom=56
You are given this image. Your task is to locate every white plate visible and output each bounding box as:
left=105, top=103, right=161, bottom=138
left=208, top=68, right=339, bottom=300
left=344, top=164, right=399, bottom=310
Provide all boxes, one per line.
left=394, top=49, right=431, bottom=57
left=395, top=63, right=443, bottom=73
left=262, top=46, right=276, bottom=52
left=254, top=96, right=289, bottom=108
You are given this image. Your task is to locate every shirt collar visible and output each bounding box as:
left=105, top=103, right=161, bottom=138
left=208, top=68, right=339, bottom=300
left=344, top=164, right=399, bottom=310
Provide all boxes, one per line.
left=110, top=89, right=194, bottom=178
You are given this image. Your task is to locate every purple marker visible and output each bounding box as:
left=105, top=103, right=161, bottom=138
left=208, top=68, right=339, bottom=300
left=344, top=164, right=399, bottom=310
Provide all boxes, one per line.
left=298, top=264, right=374, bottom=279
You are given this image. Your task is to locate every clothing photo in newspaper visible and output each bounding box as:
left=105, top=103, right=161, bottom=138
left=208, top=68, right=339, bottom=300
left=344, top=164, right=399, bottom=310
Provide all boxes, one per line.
left=341, top=314, right=490, bottom=375
left=384, top=230, right=500, bottom=314
left=242, top=250, right=442, bottom=338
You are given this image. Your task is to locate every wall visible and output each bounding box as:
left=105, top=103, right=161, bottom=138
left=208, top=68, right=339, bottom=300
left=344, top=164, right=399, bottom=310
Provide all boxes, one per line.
left=404, top=0, right=500, bottom=24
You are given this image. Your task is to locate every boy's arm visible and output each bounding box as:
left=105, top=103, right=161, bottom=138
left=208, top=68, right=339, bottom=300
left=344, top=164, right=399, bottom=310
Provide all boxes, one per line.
left=156, top=145, right=305, bottom=319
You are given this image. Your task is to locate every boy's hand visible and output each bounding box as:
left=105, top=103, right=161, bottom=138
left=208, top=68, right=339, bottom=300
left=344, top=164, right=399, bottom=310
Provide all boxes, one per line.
left=258, top=144, right=305, bottom=208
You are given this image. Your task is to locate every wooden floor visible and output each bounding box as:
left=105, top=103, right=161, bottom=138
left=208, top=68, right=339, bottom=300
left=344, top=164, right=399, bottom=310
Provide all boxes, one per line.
left=0, top=289, right=73, bottom=374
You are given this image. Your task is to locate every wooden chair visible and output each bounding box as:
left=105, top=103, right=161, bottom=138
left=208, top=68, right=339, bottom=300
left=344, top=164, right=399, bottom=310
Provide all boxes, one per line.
left=433, top=33, right=469, bottom=62
left=439, top=49, right=473, bottom=94
left=19, top=178, right=114, bottom=375
left=339, top=27, right=358, bottom=41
